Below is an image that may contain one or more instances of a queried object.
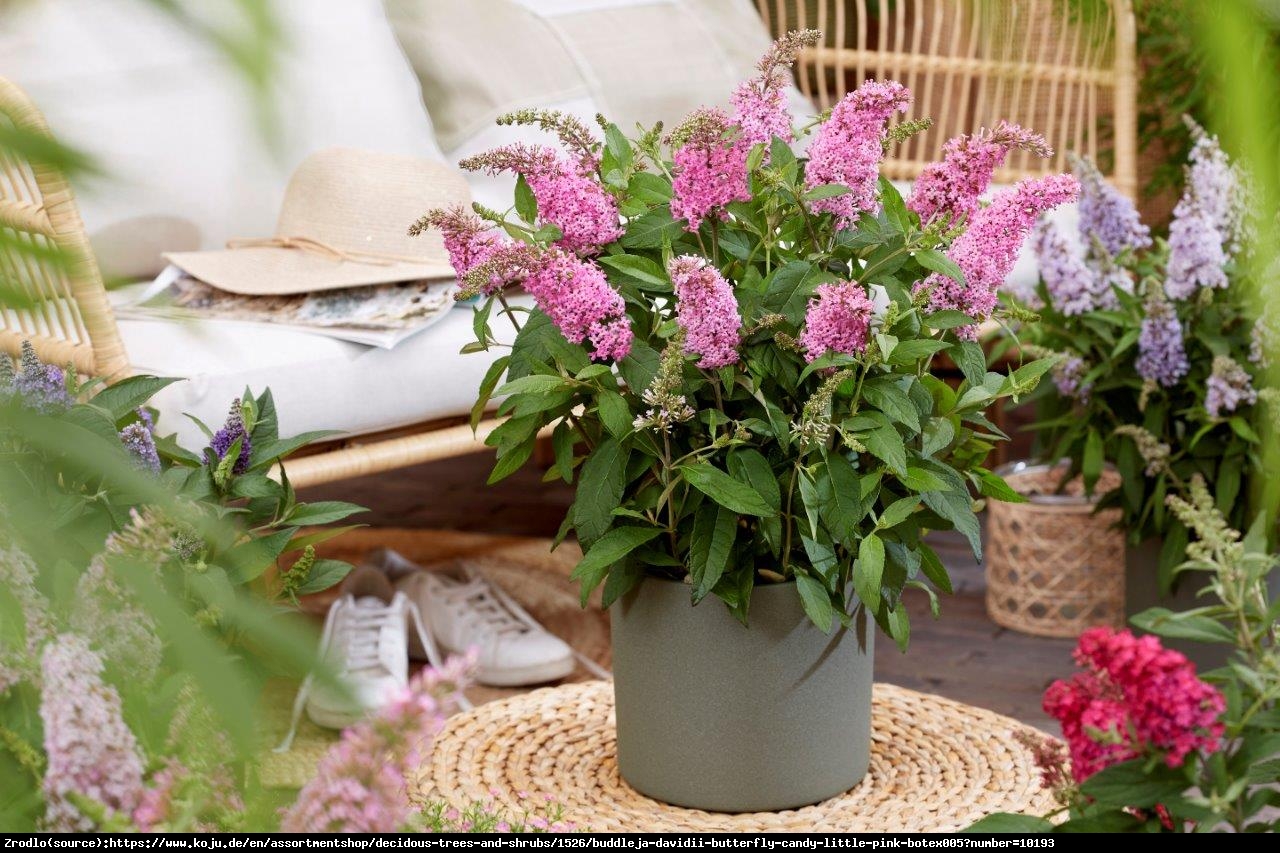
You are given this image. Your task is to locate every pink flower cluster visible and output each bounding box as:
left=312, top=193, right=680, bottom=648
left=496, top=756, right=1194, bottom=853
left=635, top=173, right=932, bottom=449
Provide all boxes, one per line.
left=461, top=144, right=622, bottom=253
left=668, top=255, right=742, bottom=369
left=281, top=656, right=474, bottom=833
left=908, top=122, right=1051, bottom=224
left=732, top=78, right=792, bottom=148
left=427, top=206, right=506, bottom=290
left=804, top=80, right=911, bottom=225
left=920, top=174, right=1079, bottom=334
left=799, top=282, right=875, bottom=362
left=670, top=109, right=751, bottom=232
left=523, top=249, right=633, bottom=362
left=1044, top=628, right=1225, bottom=783
left=39, top=634, right=146, bottom=832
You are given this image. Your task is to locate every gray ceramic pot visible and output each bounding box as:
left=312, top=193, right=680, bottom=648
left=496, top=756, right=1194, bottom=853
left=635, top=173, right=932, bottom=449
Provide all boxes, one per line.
left=610, top=575, right=874, bottom=813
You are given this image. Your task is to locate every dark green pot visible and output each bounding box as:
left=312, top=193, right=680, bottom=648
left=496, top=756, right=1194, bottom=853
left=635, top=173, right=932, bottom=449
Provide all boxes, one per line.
left=610, top=575, right=874, bottom=813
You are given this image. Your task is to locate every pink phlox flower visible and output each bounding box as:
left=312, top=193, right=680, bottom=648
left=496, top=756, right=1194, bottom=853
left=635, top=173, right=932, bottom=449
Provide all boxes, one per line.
left=670, top=108, right=751, bottom=232
left=799, top=281, right=875, bottom=362
left=909, top=122, right=1051, bottom=224
left=667, top=255, right=742, bottom=369
left=919, top=173, right=1079, bottom=336
left=523, top=250, right=633, bottom=362
left=1043, top=628, right=1225, bottom=783
left=460, top=144, right=622, bottom=254
left=804, top=80, right=912, bottom=227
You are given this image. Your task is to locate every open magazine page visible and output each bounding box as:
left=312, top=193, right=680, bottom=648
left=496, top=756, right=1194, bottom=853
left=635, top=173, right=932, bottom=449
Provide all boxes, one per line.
left=116, top=265, right=459, bottom=348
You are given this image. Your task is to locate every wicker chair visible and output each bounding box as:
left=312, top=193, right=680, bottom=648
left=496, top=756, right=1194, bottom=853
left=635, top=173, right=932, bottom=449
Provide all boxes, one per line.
left=756, top=0, right=1138, bottom=198
left=0, top=1, right=1138, bottom=488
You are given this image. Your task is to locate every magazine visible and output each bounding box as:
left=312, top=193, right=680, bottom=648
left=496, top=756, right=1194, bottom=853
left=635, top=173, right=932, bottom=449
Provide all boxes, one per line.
left=117, top=265, right=459, bottom=348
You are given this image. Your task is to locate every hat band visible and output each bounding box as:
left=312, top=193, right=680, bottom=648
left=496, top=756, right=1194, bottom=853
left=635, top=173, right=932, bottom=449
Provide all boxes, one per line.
left=225, top=236, right=428, bottom=267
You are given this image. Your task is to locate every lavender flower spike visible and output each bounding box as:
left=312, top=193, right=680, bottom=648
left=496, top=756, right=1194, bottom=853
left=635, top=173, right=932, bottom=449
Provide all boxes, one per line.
left=1205, top=355, right=1257, bottom=419
left=209, top=398, right=251, bottom=474
left=1165, top=121, right=1241, bottom=299
left=1072, top=155, right=1150, bottom=257
left=14, top=341, right=71, bottom=412
left=1134, top=288, right=1189, bottom=388
left=120, top=421, right=161, bottom=474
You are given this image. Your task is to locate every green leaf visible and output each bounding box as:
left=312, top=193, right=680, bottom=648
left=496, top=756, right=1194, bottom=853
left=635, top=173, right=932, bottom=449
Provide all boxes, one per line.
left=886, top=339, right=950, bottom=366
left=922, top=490, right=982, bottom=561
left=924, top=309, right=976, bottom=330
left=618, top=340, right=661, bottom=392
left=496, top=374, right=569, bottom=396
left=821, top=453, right=869, bottom=543
left=628, top=171, right=673, bottom=204
left=860, top=377, right=921, bottom=432
left=922, top=417, right=956, bottom=457
left=951, top=341, right=987, bottom=387
left=621, top=206, right=684, bottom=249
left=219, top=527, right=298, bottom=583
left=514, top=173, right=538, bottom=224
left=763, top=260, right=834, bottom=323
left=488, top=439, right=535, bottom=484
left=855, top=534, right=885, bottom=613
left=795, top=572, right=834, bottom=633
left=601, top=562, right=644, bottom=609
left=1130, top=607, right=1235, bottom=643
left=914, top=248, right=965, bottom=285
left=249, top=431, right=340, bottom=470
left=877, top=496, right=919, bottom=529
left=963, top=814, right=1053, bottom=833
left=295, top=559, right=353, bottom=595
left=570, top=526, right=662, bottom=606
left=919, top=543, right=953, bottom=594
left=472, top=355, right=511, bottom=430
left=802, top=183, right=851, bottom=201
left=573, top=439, right=629, bottom=546
left=678, top=462, right=777, bottom=517
left=884, top=603, right=910, bottom=651
left=862, top=424, right=908, bottom=476
left=285, top=501, right=366, bottom=526
left=91, top=375, right=180, bottom=420
left=597, top=390, right=632, bottom=439
left=973, top=468, right=1028, bottom=503
left=597, top=254, right=670, bottom=290
left=689, top=503, right=737, bottom=602
left=1080, top=759, right=1189, bottom=808
left=726, top=449, right=781, bottom=510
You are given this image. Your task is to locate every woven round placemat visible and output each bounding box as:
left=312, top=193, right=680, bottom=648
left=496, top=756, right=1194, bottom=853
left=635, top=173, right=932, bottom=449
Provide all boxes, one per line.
left=412, top=680, right=1058, bottom=832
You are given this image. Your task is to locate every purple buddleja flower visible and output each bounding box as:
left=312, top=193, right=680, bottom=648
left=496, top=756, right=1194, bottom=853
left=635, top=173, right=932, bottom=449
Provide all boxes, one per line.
left=1135, top=289, right=1189, bottom=388
left=120, top=421, right=160, bottom=475
left=0, top=542, right=53, bottom=694
left=0, top=353, right=14, bottom=395
left=208, top=399, right=251, bottom=474
left=1034, top=221, right=1094, bottom=316
left=670, top=108, right=751, bottom=232
left=799, top=281, right=875, bottom=362
left=522, top=249, right=632, bottom=361
left=921, top=174, right=1080, bottom=336
left=1205, top=355, right=1257, bottom=419
left=667, top=256, right=742, bottom=369
left=40, top=634, right=146, bottom=831
left=280, top=655, right=473, bottom=833
left=459, top=144, right=622, bottom=254
left=908, top=122, right=1051, bottom=224
left=1165, top=123, right=1241, bottom=299
left=1074, top=156, right=1151, bottom=257
left=1052, top=355, right=1092, bottom=403
left=730, top=30, right=818, bottom=148
left=804, top=80, right=912, bottom=226
left=14, top=341, right=71, bottom=412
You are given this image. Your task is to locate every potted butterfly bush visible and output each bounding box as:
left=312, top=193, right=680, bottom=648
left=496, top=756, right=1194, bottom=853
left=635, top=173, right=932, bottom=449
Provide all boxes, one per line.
left=415, top=31, right=1072, bottom=811
left=1003, top=121, right=1271, bottom=630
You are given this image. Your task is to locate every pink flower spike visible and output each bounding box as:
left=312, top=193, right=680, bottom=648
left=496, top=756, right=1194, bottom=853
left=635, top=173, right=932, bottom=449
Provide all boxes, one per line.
left=670, top=108, right=752, bottom=232
left=908, top=122, right=1051, bottom=224
left=799, top=281, right=875, bottom=362
left=522, top=250, right=633, bottom=362
left=416, top=206, right=509, bottom=293
left=919, top=173, right=1079, bottom=332
left=804, top=80, right=912, bottom=227
left=667, top=255, right=743, bottom=369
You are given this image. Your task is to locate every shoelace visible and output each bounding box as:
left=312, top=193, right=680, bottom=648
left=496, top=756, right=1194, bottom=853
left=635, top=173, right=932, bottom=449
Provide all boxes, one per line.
left=443, top=573, right=612, bottom=681
left=275, top=593, right=470, bottom=752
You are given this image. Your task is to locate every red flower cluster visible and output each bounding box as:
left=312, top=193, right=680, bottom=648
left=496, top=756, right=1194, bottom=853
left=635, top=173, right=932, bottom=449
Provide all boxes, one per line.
left=1044, top=628, right=1225, bottom=782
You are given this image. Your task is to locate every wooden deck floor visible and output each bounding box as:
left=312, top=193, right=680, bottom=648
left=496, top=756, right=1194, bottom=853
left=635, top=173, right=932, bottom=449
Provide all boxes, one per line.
left=304, top=452, right=1075, bottom=732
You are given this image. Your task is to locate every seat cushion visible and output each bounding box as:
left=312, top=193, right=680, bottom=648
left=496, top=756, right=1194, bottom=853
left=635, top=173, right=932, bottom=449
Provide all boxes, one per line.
left=118, top=304, right=514, bottom=449
left=386, top=0, right=814, bottom=211
left=1, top=0, right=445, bottom=279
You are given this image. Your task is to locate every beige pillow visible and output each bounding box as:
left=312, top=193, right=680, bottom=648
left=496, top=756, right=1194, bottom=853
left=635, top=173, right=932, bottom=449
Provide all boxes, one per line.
left=386, top=0, right=814, bottom=209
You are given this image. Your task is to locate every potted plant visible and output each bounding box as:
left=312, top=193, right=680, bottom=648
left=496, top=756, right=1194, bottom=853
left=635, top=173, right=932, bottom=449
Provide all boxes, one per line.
left=1004, top=124, right=1272, bottom=631
left=417, top=31, right=1071, bottom=812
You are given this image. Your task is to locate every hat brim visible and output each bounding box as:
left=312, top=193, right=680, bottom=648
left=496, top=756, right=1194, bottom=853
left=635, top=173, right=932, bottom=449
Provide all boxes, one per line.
left=164, top=247, right=456, bottom=295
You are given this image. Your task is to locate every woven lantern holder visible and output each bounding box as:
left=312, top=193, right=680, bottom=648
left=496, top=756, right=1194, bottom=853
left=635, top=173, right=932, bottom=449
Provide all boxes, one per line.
left=985, top=462, right=1125, bottom=638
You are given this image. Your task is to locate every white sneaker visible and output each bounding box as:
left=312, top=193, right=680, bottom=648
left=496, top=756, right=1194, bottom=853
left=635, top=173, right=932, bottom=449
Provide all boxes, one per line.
left=275, top=566, right=463, bottom=751
left=374, top=550, right=580, bottom=687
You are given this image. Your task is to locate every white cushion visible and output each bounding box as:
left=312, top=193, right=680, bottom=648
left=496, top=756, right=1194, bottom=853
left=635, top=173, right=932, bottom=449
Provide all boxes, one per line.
left=118, top=304, right=514, bottom=449
left=0, top=0, right=445, bottom=278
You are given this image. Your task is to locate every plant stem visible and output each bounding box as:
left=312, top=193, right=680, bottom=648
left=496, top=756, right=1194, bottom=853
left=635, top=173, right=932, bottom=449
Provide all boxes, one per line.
left=495, top=292, right=522, bottom=333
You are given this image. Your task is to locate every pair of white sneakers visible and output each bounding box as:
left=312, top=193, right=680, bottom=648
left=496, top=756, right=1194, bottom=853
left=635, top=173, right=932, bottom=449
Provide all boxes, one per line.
left=278, top=550, right=598, bottom=750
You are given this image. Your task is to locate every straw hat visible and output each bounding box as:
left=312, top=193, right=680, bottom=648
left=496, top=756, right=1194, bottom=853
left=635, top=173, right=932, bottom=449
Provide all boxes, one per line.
left=164, top=148, right=470, bottom=295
